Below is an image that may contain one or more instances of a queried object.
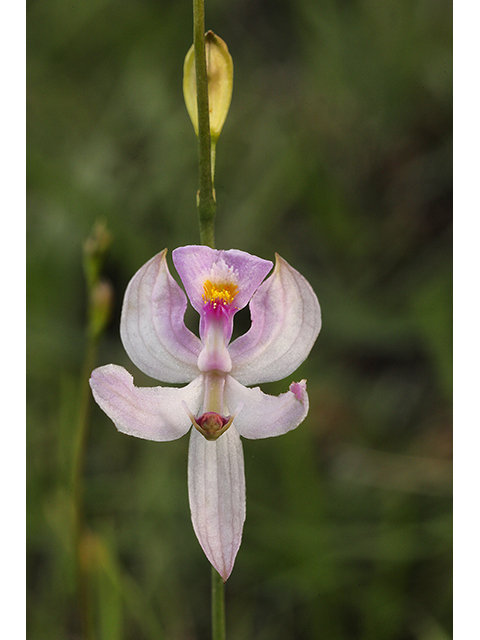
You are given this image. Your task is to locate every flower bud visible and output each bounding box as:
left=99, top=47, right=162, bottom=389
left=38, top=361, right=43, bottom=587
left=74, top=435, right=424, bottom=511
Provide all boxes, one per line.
left=183, top=31, right=233, bottom=142
left=83, top=220, right=112, bottom=290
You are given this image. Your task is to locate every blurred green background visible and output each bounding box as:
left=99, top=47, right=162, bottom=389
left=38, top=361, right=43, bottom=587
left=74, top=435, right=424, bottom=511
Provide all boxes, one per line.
left=27, top=0, right=452, bottom=638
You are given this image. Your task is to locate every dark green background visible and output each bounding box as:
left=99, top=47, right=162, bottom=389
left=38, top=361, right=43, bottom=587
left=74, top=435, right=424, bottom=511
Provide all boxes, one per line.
left=27, top=0, right=452, bottom=638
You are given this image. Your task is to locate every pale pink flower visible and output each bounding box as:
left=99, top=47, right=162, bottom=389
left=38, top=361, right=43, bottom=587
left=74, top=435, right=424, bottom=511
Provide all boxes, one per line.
left=90, top=246, right=321, bottom=580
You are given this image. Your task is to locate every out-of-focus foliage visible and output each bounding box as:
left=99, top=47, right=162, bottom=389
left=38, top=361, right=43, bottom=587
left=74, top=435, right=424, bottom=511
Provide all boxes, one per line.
left=27, top=0, right=452, bottom=638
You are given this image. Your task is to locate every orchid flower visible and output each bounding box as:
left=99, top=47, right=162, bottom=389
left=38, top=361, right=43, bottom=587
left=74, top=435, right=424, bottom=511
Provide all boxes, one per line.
left=90, top=245, right=321, bottom=581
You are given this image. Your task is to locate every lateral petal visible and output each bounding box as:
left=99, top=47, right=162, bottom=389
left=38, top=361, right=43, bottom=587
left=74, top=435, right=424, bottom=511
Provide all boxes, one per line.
left=188, top=425, right=246, bottom=581
left=224, top=375, right=309, bottom=439
left=229, top=254, right=321, bottom=385
left=90, top=364, right=203, bottom=441
left=120, top=250, right=202, bottom=384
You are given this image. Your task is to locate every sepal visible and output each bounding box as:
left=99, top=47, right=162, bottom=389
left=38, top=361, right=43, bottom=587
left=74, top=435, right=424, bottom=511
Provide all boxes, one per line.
left=224, top=376, right=309, bottom=439
left=188, top=426, right=245, bottom=581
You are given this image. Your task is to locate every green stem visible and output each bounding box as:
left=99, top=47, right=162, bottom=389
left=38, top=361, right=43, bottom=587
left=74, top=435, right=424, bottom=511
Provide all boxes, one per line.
left=192, top=3, right=224, bottom=637
left=211, top=566, right=226, bottom=640
left=193, top=0, right=216, bottom=248
left=72, top=336, right=99, bottom=640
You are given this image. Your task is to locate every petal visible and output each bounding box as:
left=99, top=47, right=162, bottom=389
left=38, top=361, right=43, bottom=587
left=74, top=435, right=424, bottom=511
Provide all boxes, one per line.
left=120, top=250, right=202, bottom=383
left=188, top=425, right=245, bottom=581
left=229, top=254, right=321, bottom=385
left=90, top=364, right=204, bottom=441
left=224, top=375, right=309, bottom=439
left=172, top=245, right=273, bottom=313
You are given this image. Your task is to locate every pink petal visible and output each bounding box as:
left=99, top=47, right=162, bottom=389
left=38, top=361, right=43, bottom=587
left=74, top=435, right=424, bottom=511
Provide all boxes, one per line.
left=188, top=425, right=246, bottom=581
left=90, top=365, right=204, bottom=441
left=229, top=254, right=321, bottom=385
left=224, top=375, right=309, bottom=439
left=172, top=246, right=273, bottom=313
left=120, top=250, right=202, bottom=383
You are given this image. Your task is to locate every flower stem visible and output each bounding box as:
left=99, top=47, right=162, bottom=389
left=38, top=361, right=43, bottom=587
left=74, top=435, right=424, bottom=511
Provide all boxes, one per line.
left=192, top=2, right=225, bottom=635
left=72, top=222, right=113, bottom=639
left=193, top=0, right=216, bottom=249
left=211, top=566, right=226, bottom=640
left=72, top=337, right=99, bottom=640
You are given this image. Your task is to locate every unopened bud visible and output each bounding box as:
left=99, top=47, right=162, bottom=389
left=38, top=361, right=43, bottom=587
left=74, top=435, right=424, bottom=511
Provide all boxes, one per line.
left=83, top=220, right=112, bottom=290
left=183, top=31, right=233, bottom=142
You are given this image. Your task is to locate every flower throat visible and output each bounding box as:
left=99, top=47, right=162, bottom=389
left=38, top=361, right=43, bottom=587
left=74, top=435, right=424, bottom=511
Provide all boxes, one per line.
left=203, top=280, right=238, bottom=307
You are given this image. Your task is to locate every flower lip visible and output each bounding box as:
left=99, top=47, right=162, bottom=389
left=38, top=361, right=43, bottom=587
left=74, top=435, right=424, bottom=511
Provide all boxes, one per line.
left=172, top=246, right=273, bottom=314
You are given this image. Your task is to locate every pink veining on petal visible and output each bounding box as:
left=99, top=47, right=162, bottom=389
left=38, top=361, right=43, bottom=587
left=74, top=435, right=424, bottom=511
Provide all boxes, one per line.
left=120, top=249, right=202, bottom=383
